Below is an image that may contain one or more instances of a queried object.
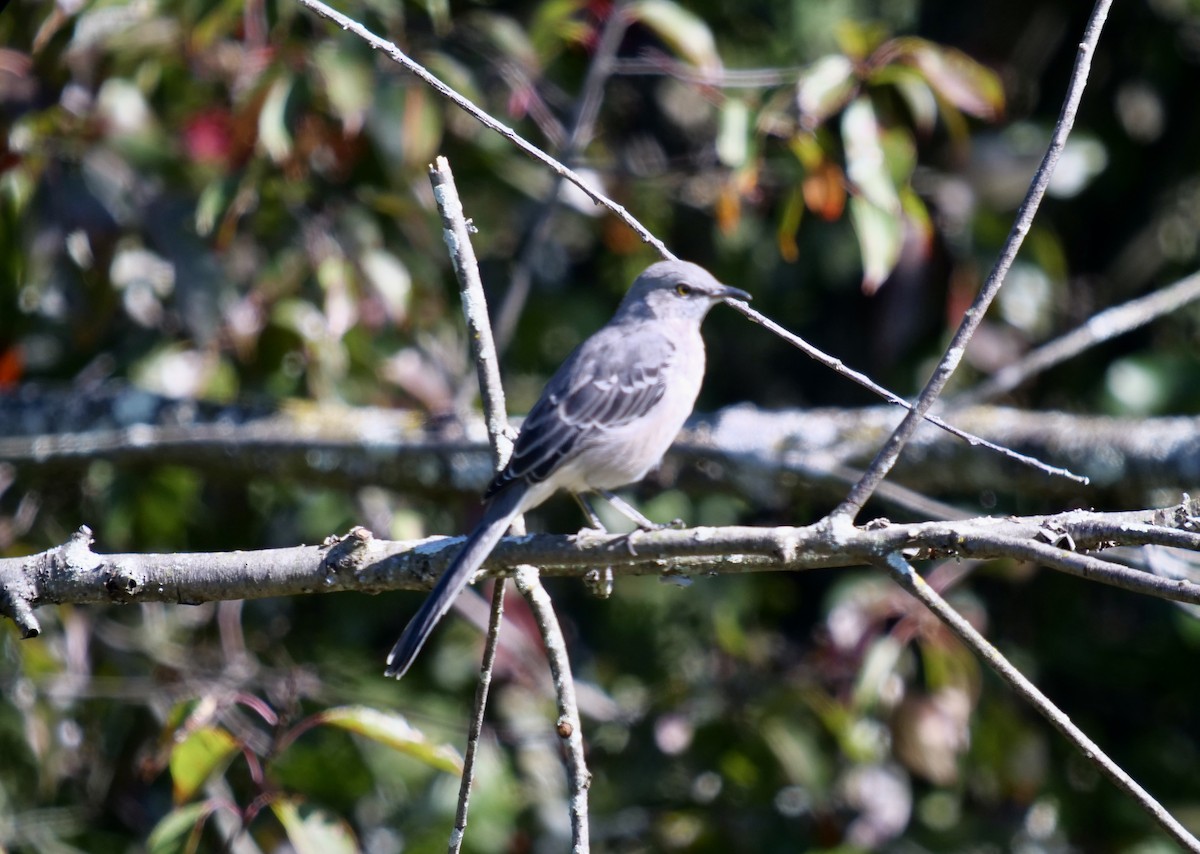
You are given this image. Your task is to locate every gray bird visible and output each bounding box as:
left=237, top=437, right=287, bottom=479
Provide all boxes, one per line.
left=385, top=259, right=749, bottom=678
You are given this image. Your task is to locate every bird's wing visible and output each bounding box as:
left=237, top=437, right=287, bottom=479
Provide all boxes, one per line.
left=485, top=325, right=675, bottom=496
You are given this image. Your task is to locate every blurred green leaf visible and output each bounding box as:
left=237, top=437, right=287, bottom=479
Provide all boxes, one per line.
left=795, top=54, right=857, bottom=129
left=628, top=0, right=722, bottom=73
left=170, top=727, right=239, bottom=803
left=842, top=97, right=904, bottom=291
left=271, top=799, right=359, bottom=854
left=849, top=194, right=904, bottom=294
left=884, top=37, right=1004, bottom=120
left=314, top=705, right=464, bottom=774
left=258, top=75, right=295, bottom=164
left=359, top=248, right=412, bottom=323
left=147, top=801, right=214, bottom=854
left=841, top=97, right=900, bottom=213
left=530, top=0, right=590, bottom=58
left=469, top=12, right=540, bottom=71
left=367, top=86, right=443, bottom=171
left=313, top=42, right=374, bottom=135
left=716, top=97, right=750, bottom=168
left=872, top=65, right=939, bottom=134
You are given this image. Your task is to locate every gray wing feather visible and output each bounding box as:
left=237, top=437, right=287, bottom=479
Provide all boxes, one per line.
left=485, top=326, right=675, bottom=497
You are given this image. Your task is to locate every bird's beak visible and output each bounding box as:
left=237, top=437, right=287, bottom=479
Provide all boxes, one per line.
left=715, top=284, right=751, bottom=303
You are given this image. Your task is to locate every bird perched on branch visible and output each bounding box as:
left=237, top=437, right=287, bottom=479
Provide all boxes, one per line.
left=386, top=259, right=750, bottom=678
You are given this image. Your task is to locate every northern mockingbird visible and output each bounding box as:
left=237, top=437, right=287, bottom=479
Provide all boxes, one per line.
left=385, top=259, right=750, bottom=678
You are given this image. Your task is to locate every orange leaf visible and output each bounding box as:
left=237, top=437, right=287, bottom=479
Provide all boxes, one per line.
left=0, top=346, right=23, bottom=390
left=802, top=160, right=846, bottom=221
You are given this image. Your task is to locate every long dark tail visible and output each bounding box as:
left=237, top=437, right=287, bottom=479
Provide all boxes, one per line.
left=385, top=483, right=527, bottom=679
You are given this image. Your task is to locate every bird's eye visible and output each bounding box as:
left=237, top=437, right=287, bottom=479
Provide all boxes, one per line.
left=674, top=283, right=693, bottom=297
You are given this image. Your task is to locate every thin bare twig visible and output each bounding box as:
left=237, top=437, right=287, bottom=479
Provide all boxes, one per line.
left=881, top=553, right=1200, bottom=852
left=431, top=160, right=512, bottom=463
left=430, top=157, right=511, bottom=852
left=449, top=584, right=505, bottom=854
left=832, top=0, right=1113, bottom=521
left=727, top=301, right=1089, bottom=484
left=430, top=156, right=590, bottom=853
left=956, top=268, right=1200, bottom=405
left=512, top=566, right=590, bottom=853
left=292, top=0, right=671, bottom=261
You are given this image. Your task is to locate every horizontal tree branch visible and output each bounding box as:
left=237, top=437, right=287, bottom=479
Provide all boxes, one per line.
left=4, top=500, right=1199, bottom=638
left=3, top=389, right=1198, bottom=506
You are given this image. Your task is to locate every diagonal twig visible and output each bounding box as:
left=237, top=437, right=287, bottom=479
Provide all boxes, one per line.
left=831, top=0, right=1113, bottom=521
left=728, top=301, right=1089, bottom=484
left=292, top=0, right=671, bottom=261
left=881, top=552, right=1200, bottom=852
left=955, top=268, right=1200, bottom=405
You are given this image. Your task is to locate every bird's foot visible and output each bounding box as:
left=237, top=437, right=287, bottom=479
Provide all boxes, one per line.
left=574, top=525, right=609, bottom=548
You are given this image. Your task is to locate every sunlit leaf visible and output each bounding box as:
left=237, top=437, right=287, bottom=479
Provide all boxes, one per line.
left=841, top=97, right=899, bottom=213
left=715, top=179, right=741, bottom=236
left=628, top=0, right=722, bottom=74
left=359, top=249, right=412, bottom=323
left=877, top=65, right=939, bottom=135
left=852, top=635, right=904, bottom=711
left=884, top=37, right=1004, bottom=120
left=1048, top=134, right=1108, bottom=198
left=717, top=98, right=750, bottom=168
left=257, top=75, right=294, bottom=164
left=419, top=0, right=451, bottom=37
left=313, top=42, right=374, bottom=136
left=788, top=132, right=826, bottom=171
left=194, top=178, right=233, bottom=240
left=147, top=802, right=214, bottom=854
left=834, top=18, right=890, bottom=60
left=170, top=726, right=238, bottom=803
left=469, top=12, right=539, bottom=71
left=271, top=799, right=359, bottom=854
left=530, top=0, right=590, bottom=59
left=849, top=194, right=903, bottom=294
left=314, top=705, right=463, bottom=774
left=795, top=54, right=857, bottom=130
left=367, top=87, right=443, bottom=170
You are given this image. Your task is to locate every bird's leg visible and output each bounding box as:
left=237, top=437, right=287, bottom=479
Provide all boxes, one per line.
left=572, top=493, right=615, bottom=598
left=596, top=489, right=664, bottom=531
left=593, top=490, right=683, bottom=557
left=572, top=492, right=608, bottom=533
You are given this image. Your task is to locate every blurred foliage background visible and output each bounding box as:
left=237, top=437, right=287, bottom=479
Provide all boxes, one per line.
left=2, top=0, right=1200, bottom=850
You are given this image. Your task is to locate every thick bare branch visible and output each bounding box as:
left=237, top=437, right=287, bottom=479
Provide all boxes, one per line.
left=5, top=394, right=1198, bottom=506
left=5, top=502, right=1200, bottom=634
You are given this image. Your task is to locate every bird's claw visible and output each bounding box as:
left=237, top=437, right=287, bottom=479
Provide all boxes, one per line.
left=574, top=526, right=608, bottom=548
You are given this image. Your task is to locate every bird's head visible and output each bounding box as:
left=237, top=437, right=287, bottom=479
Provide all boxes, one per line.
left=616, top=260, right=751, bottom=323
